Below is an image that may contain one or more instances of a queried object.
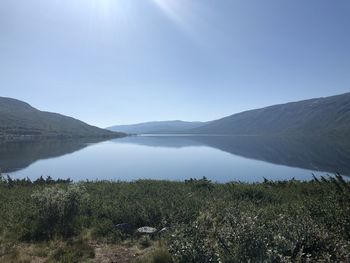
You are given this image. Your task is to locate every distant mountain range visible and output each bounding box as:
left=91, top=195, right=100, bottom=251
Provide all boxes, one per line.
left=0, top=97, right=125, bottom=140
left=107, top=120, right=205, bottom=134
left=107, top=92, right=350, bottom=136
left=2, top=92, right=349, bottom=140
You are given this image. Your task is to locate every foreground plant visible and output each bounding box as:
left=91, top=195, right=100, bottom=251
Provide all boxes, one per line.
left=0, top=176, right=349, bottom=262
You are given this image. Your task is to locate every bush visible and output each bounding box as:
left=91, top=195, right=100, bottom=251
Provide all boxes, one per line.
left=27, top=184, right=88, bottom=240
left=169, top=211, right=221, bottom=263
left=0, top=177, right=349, bottom=262
left=91, top=219, right=123, bottom=243
left=169, top=204, right=350, bottom=262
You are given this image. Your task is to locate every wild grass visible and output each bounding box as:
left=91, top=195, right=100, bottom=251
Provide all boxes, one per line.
left=0, top=174, right=349, bottom=262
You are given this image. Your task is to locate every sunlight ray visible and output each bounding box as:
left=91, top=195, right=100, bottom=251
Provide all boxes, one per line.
left=151, top=0, right=198, bottom=34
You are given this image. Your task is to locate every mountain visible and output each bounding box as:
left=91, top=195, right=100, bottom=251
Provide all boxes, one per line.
left=107, top=120, right=206, bottom=134
left=108, top=93, right=350, bottom=136
left=0, top=97, right=125, bottom=140
left=188, top=92, right=350, bottom=136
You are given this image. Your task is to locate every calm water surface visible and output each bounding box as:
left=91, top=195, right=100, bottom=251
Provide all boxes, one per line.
left=1, top=135, right=350, bottom=182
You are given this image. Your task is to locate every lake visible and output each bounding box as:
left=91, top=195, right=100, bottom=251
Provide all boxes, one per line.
left=1, top=135, right=350, bottom=183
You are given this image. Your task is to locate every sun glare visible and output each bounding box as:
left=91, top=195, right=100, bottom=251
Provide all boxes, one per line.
left=87, top=0, right=116, bottom=19
left=69, top=0, right=127, bottom=21
left=151, top=0, right=193, bottom=30
left=150, top=0, right=207, bottom=43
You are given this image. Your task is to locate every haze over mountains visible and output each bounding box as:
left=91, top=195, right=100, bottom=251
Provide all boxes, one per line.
left=108, top=92, right=350, bottom=136
left=0, top=97, right=124, bottom=140
left=1, top=92, right=349, bottom=140
left=107, top=120, right=205, bottom=134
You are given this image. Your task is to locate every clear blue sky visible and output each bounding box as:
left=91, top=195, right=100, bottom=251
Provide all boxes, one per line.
left=0, top=0, right=349, bottom=127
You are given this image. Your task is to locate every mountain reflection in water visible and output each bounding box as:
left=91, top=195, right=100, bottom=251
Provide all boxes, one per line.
left=1, top=135, right=349, bottom=181
left=114, top=135, right=350, bottom=176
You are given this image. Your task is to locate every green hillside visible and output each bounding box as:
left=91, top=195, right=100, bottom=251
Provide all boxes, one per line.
left=189, top=92, right=350, bottom=136
left=0, top=97, right=125, bottom=140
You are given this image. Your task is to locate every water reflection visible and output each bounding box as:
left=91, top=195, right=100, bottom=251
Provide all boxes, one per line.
left=1, top=135, right=349, bottom=181
left=0, top=139, right=105, bottom=173
left=114, top=135, right=350, bottom=176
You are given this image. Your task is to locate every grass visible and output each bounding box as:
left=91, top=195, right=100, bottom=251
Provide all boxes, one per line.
left=132, top=246, right=173, bottom=263
left=0, top=174, right=349, bottom=262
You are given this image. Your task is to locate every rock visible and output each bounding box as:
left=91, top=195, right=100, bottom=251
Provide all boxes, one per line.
left=136, top=226, right=157, bottom=235
left=115, top=223, right=134, bottom=234
left=158, top=227, right=168, bottom=236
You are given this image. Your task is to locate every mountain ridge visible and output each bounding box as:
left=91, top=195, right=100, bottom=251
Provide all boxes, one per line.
left=107, top=120, right=206, bottom=134
left=0, top=97, right=125, bottom=140
left=108, top=92, right=350, bottom=136
left=188, top=92, right=350, bottom=136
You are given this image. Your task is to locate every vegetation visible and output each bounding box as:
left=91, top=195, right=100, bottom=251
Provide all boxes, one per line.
left=0, top=97, right=125, bottom=140
left=189, top=92, right=350, bottom=136
left=107, top=92, right=350, bottom=136
left=0, top=174, right=349, bottom=262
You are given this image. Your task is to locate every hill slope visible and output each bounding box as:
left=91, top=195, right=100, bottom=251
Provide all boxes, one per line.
left=107, top=120, right=206, bottom=134
left=188, top=92, right=350, bottom=136
left=0, top=97, right=124, bottom=140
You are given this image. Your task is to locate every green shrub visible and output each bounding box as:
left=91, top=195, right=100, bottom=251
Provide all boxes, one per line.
left=169, top=211, right=221, bottom=263
left=169, top=203, right=350, bottom=262
left=91, top=219, right=123, bottom=243
left=28, top=184, right=88, bottom=240
left=0, top=177, right=349, bottom=262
